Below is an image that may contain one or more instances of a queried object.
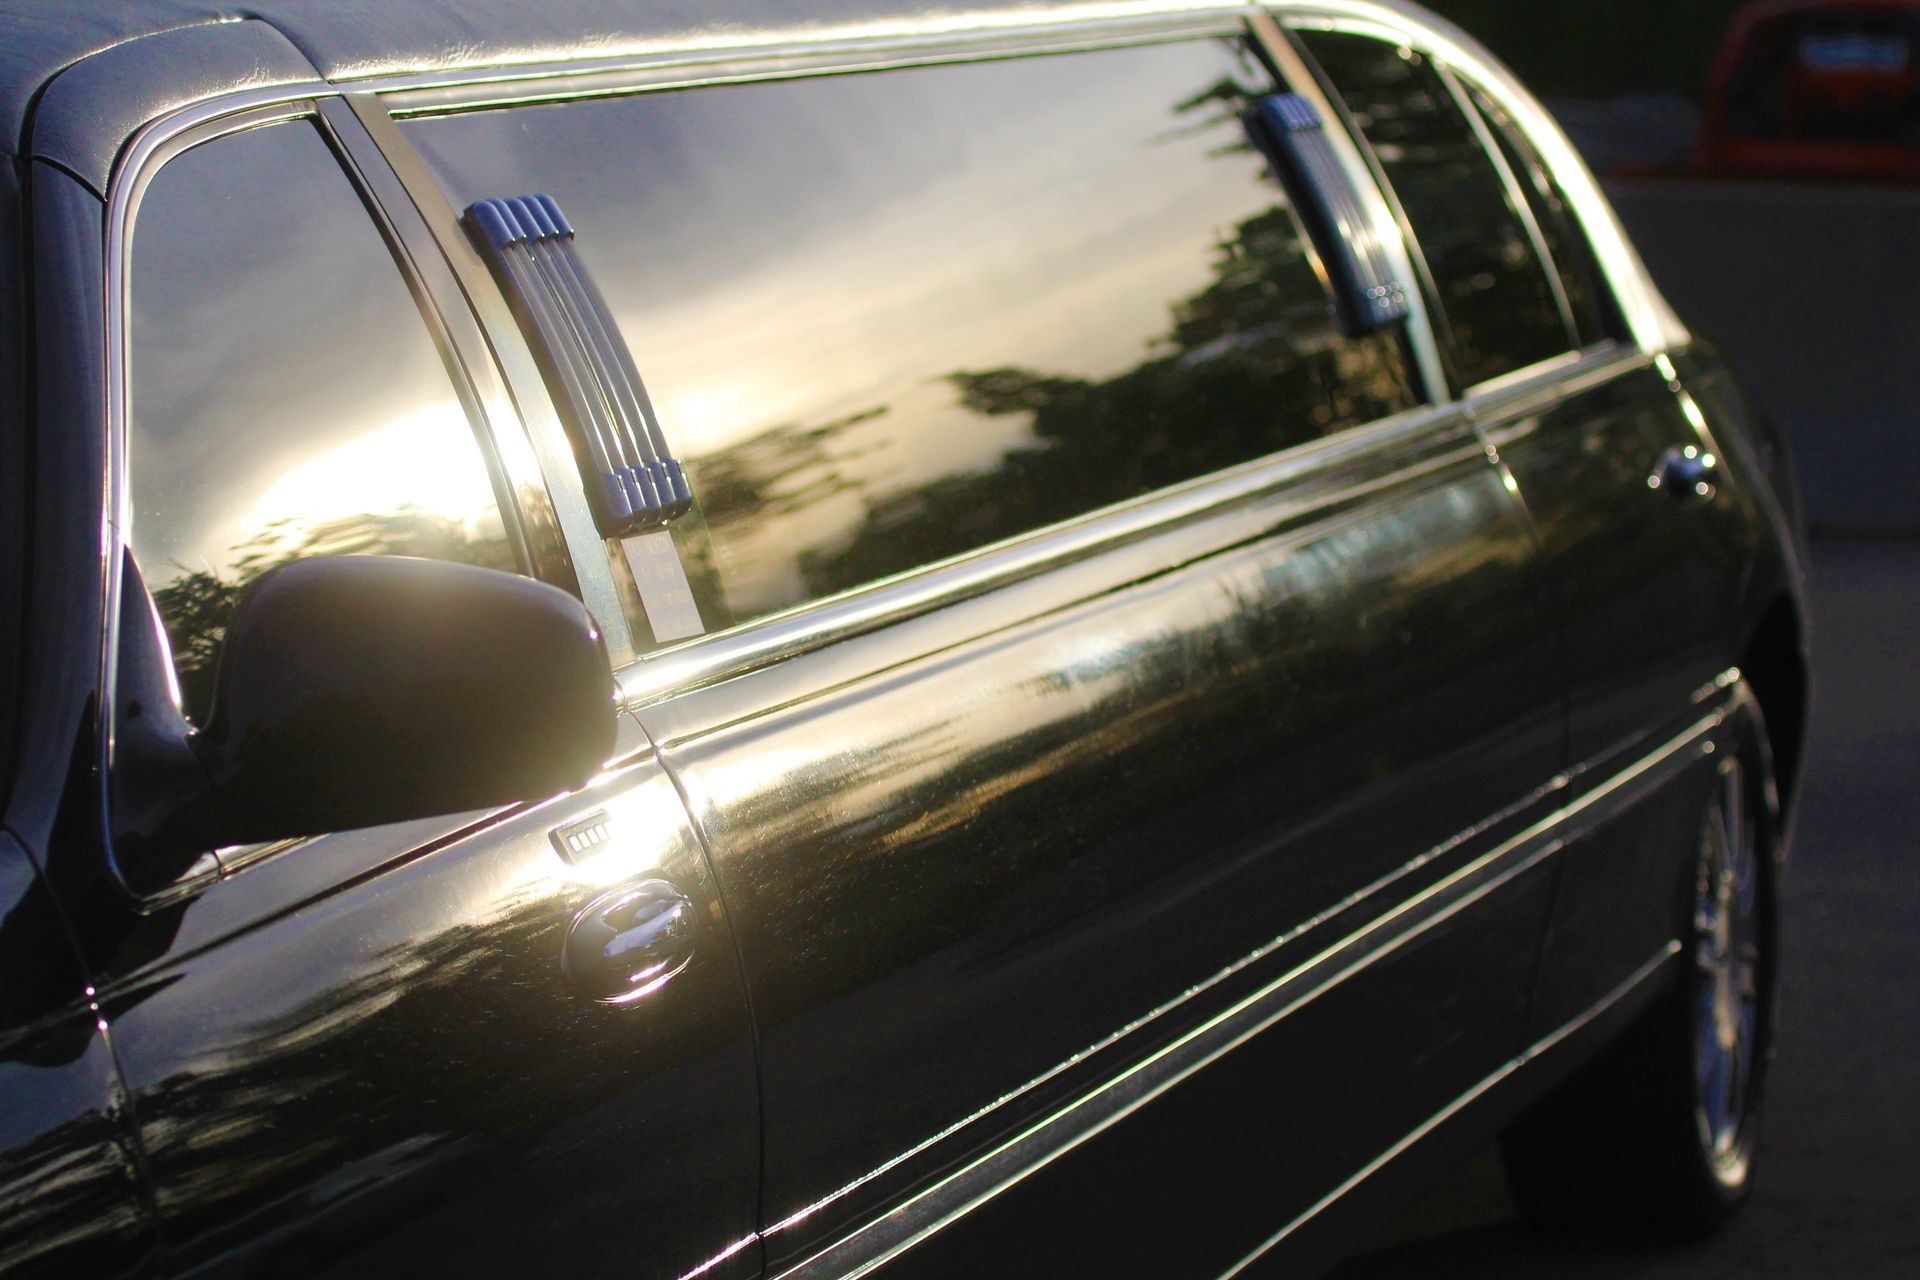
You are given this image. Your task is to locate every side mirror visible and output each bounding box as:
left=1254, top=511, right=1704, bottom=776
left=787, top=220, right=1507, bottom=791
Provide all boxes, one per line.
left=113, top=556, right=616, bottom=893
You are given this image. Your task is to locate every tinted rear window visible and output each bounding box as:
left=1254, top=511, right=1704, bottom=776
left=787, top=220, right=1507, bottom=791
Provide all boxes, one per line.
left=405, top=39, right=1420, bottom=645
left=1302, top=31, right=1573, bottom=388
left=1465, top=83, right=1626, bottom=349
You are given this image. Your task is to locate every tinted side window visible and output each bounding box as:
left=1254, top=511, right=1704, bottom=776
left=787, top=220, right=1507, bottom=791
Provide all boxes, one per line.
left=130, top=121, right=512, bottom=721
left=404, top=39, right=1420, bottom=643
left=1466, top=83, right=1625, bottom=348
left=1301, top=31, right=1571, bottom=387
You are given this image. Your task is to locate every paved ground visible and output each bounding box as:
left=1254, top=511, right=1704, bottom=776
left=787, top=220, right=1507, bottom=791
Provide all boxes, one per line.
left=1328, top=538, right=1920, bottom=1279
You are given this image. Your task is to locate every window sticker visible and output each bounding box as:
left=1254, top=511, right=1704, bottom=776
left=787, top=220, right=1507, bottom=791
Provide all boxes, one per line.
left=621, top=531, right=705, bottom=643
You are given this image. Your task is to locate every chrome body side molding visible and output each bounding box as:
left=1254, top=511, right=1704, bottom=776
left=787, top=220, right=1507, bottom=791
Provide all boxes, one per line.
left=764, top=697, right=1730, bottom=1280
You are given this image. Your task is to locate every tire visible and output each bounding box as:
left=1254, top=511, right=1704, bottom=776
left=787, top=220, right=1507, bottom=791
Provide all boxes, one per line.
left=1501, top=690, right=1781, bottom=1239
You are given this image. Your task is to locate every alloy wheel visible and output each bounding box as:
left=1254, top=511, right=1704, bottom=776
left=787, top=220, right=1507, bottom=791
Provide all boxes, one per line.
left=1692, top=756, right=1762, bottom=1180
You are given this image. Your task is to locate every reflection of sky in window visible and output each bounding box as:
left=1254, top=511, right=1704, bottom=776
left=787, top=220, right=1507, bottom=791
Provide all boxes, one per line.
left=407, top=38, right=1283, bottom=613
left=128, top=121, right=501, bottom=593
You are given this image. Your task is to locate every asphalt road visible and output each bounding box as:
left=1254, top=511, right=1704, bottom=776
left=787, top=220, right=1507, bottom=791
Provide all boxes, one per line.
left=1327, top=537, right=1920, bottom=1279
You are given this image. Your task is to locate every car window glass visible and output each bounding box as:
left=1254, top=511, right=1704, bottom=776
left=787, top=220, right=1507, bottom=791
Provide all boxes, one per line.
left=1465, top=83, right=1625, bottom=348
left=129, top=120, right=512, bottom=722
left=404, top=38, right=1420, bottom=646
left=1301, top=31, right=1572, bottom=387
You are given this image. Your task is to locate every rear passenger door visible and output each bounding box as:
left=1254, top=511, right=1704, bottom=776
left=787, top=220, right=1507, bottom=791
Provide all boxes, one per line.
left=399, top=27, right=1572, bottom=1274
left=1298, top=26, right=1760, bottom=1032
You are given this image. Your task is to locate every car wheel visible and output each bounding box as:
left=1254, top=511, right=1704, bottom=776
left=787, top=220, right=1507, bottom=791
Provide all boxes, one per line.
left=1501, top=695, right=1779, bottom=1238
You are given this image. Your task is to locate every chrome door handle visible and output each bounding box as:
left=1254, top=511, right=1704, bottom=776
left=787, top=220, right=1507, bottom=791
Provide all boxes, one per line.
left=562, top=879, right=696, bottom=1003
left=1650, top=444, right=1718, bottom=502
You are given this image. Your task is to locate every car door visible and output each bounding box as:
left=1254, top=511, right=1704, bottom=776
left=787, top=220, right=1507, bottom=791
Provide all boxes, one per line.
left=1297, top=24, right=1762, bottom=1035
left=46, top=102, right=761, bottom=1279
left=390, top=24, right=1574, bottom=1276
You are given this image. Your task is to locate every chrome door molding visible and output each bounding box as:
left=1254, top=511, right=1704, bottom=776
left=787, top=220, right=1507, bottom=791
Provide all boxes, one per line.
left=1468, top=342, right=1655, bottom=427
left=614, top=400, right=1462, bottom=716
left=761, top=687, right=1738, bottom=1280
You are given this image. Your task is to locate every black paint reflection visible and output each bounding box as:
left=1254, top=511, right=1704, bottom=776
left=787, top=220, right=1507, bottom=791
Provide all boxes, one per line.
left=127, top=120, right=512, bottom=722
left=104, top=782, right=761, bottom=1278
left=661, top=415, right=1565, bottom=1258
left=405, top=38, right=1418, bottom=640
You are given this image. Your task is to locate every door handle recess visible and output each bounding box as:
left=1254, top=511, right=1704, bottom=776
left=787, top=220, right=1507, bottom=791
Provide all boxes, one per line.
left=563, top=879, right=696, bottom=1003
left=1650, top=444, right=1718, bottom=502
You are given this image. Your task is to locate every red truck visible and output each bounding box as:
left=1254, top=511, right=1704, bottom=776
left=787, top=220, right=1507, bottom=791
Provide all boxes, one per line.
left=1695, top=0, right=1920, bottom=180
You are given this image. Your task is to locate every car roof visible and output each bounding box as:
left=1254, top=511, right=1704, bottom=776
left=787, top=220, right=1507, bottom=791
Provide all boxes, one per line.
left=0, top=1, right=1261, bottom=161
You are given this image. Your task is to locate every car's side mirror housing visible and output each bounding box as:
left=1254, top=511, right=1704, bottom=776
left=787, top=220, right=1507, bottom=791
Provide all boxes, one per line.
left=112, top=556, right=617, bottom=894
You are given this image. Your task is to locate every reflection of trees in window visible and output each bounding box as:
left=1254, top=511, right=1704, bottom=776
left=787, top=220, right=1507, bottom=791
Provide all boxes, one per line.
left=798, top=195, right=1415, bottom=599
left=150, top=509, right=514, bottom=722
left=652, top=58, right=1416, bottom=620
left=692, top=405, right=888, bottom=536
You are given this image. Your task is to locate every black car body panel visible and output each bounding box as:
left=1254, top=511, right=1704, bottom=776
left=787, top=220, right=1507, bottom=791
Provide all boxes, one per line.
left=0, top=3, right=1811, bottom=1277
left=0, top=832, right=156, bottom=1276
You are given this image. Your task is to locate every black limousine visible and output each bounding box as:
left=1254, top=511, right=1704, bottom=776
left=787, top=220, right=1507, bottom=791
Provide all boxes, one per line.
left=0, top=2, right=1810, bottom=1277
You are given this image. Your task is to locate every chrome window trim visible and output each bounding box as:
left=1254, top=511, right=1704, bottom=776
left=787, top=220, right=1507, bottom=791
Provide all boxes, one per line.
left=368, top=6, right=1466, bottom=689
left=348, top=4, right=1267, bottom=101
left=1276, top=1, right=1690, bottom=353
left=316, top=96, right=571, bottom=594
left=763, top=690, right=1736, bottom=1280
left=98, top=93, right=331, bottom=899
left=617, top=330, right=1644, bottom=715
left=371, top=12, right=1322, bottom=675
left=83, top=1, right=1473, bottom=814
left=612, top=399, right=1458, bottom=710
left=374, top=10, right=1262, bottom=116
left=1468, top=341, right=1654, bottom=425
